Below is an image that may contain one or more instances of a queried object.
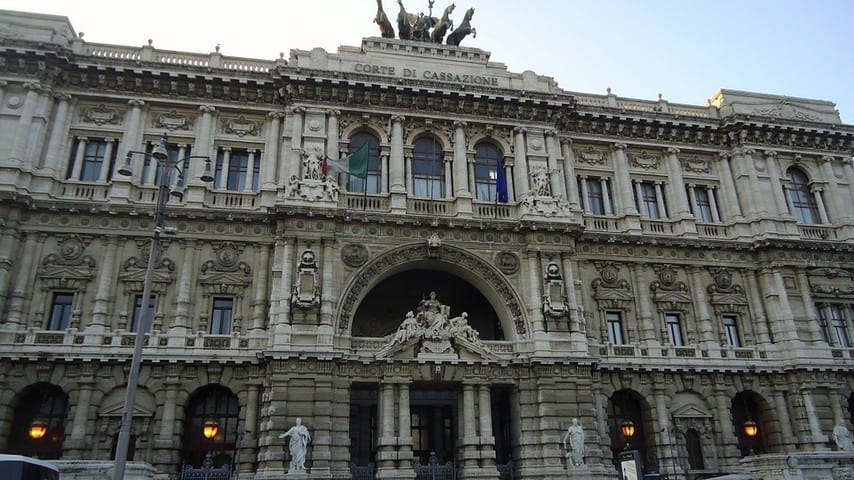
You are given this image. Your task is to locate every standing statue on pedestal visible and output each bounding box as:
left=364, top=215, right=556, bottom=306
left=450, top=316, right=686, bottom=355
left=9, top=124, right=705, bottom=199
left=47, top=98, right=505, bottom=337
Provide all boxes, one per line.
left=279, top=418, right=312, bottom=473
left=834, top=421, right=854, bottom=451
left=563, top=418, right=585, bottom=467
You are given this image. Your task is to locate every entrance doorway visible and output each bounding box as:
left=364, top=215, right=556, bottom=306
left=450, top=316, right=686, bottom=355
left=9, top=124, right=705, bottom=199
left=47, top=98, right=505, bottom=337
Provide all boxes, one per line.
left=411, top=387, right=458, bottom=465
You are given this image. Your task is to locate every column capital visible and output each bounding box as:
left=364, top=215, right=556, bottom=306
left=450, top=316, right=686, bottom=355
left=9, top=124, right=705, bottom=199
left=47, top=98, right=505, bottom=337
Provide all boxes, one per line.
left=222, top=146, right=232, bottom=152
left=513, top=126, right=526, bottom=135
left=613, top=142, right=627, bottom=150
left=820, top=155, right=835, bottom=163
left=326, top=108, right=341, bottom=117
left=666, top=147, right=680, bottom=156
left=391, top=114, right=405, bottom=123
left=23, top=81, right=42, bottom=91
left=268, top=111, right=285, bottom=119
left=741, top=147, right=756, bottom=156
left=199, top=104, right=216, bottom=113
left=717, top=152, right=732, bottom=160
left=544, top=128, right=557, bottom=137
left=560, top=137, right=574, bottom=147
left=454, top=120, right=467, bottom=128
left=128, top=99, right=145, bottom=108
left=54, top=92, right=73, bottom=102
left=77, top=136, right=89, bottom=142
left=763, top=149, right=778, bottom=158
left=291, top=105, right=306, bottom=114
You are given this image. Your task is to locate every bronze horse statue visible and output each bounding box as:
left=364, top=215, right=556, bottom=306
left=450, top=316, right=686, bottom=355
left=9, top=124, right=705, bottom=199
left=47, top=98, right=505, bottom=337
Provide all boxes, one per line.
left=396, top=0, right=414, bottom=40
left=430, top=3, right=455, bottom=43
left=446, top=7, right=475, bottom=46
left=374, top=0, right=395, bottom=38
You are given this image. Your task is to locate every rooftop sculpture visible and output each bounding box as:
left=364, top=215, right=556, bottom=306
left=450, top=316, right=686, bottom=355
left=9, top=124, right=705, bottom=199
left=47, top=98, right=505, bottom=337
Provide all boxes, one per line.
left=374, top=0, right=476, bottom=46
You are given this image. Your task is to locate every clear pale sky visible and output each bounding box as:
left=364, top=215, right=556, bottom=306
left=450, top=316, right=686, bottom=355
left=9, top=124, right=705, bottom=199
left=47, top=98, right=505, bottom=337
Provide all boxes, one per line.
left=3, top=0, right=853, bottom=123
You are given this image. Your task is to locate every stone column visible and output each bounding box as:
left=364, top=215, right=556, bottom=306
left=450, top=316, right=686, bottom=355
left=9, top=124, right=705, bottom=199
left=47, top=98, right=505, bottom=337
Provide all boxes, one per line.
left=117, top=100, right=145, bottom=171
left=688, top=266, right=715, bottom=346
left=717, top=153, right=742, bottom=220
left=740, top=148, right=767, bottom=218
left=461, top=383, right=478, bottom=469
left=560, top=139, right=581, bottom=210
left=218, top=147, right=231, bottom=189
left=274, top=238, right=295, bottom=334
left=843, top=157, right=854, bottom=210
left=512, top=128, right=529, bottom=197
left=821, top=155, right=851, bottom=224
left=156, top=368, right=181, bottom=450
left=772, top=389, right=796, bottom=444
left=665, top=148, right=690, bottom=219
left=800, top=388, right=828, bottom=446
left=376, top=382, right=397, bottom=473
left=613, top=143, right=638, bottom=215
left=326, top=109, right=340, bottom=157
left=632, top=264, right=657, bottom=344
left=443, top=156, right=453, bottom=199
left=7, top=81, right=42, bottom=168
left=239, top=382, right=261, bottom=476
left=89, top=237, right=118, bottom=331
left=478, top=384, right=497, bottom=469
left=0, top=226, right=20, bottom=317
left=453, top=121, right=471, bottom=198
left=319, top=239, right=335, bottom=327
left=4, top=233, right=45, bottom=327
left=42, top=93, right=73, bottom=177
left=601, top=178, right=614, bottom=215
left=380, top=152, right=390, bottom=194
left=812, top=186, right=830, bottom=224
left=191, top=105, right=216, bottom=184
left=390, top=115, right=406, bottom=194
left=654, top=182, right=667, bottom=218
left=763, top=150, right=789, bottom=217
left=708, top=186, right=721, bottom=222
left=398, top=383, right=413, bottom=465
left=654, top=388, right=675, bottom=475
left=562, top=254, right=587, bottom=351
left=250, top=244, right=270, bottom=333
left=67, top=364, right=96, bottom=452
left=98, top=138, right=114, bottom=182
left=244, top=149, right=257, bottom=192
left=545, top=130, right=564, bottom=199
left=0, top=81, right=6, bottom=107
left=171, top=240, right=199, bottom=335
left=262, top=111, right=282, bottom=189
left=70, top=137, right=87, bottom=180
left=796, top=270, right=826, bottom=343
left=713, top=385, right=740, bottom=461
left=743, top=269, right=772, bottom=345
left=578, top=175, right=589, bottom=213
left=527, top=251, right=546, bottom=338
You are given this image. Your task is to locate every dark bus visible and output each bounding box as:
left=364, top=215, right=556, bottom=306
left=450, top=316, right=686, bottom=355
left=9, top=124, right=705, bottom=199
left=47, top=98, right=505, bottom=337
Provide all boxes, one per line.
left=0, top=455, right=59, bottom=480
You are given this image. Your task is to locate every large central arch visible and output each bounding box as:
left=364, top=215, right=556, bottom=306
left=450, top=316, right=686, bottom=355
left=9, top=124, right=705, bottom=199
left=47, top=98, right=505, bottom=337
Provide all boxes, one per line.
left=336, top=242, right=527, bottom=340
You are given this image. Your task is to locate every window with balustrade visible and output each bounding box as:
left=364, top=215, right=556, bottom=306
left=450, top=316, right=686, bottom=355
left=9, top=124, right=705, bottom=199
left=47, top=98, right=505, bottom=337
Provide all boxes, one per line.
left=214, top=147, right=260, bottom=192
left=687, top=185, right=720, bottom=223
left=347, top=132, right=382, bottom=194
left=66, top=138, right=116, bottom=182
left=143, top=141, right=190, bottom=186
left=474, top=142, right=504, bottom=202
left=412, top=137, right=445, bottom=199
left=578, top=176, right=614, bottom=215
left=786, top=168, right=822, bottom=224
left=47, top=292, right=74, bottom=331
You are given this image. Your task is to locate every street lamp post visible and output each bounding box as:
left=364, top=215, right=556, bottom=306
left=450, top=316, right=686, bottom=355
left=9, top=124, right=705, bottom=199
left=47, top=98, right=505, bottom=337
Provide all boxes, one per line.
left=112, top=134, right=213, bottom=480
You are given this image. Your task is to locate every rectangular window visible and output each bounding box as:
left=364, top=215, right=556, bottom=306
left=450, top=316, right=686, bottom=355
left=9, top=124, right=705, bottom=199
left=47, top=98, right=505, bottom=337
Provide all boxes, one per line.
left=637, top=181, right=667, bottom=219
left=665, top=313, right=684, bottom=346
left=722, top=315, right=741, bottom=347
left=818, top=305, right=833, bottom=345
left=578, top=176, right=614, bottom=215
left=214, top=148, right=258, bottom=192
left=829, top=304, right=851, bottom=347
left=210, top=297, right=234, bottom=334
left=606, top=311, right=624, bottom=345
left=143, top=142, right=188, bottom=186
left=81, top=141, right=108, bottom=181
left=131, top=295, right=156, bottom=332
left=48, top=292, right=74, bottom=330
left=692, top=187, right=717, bottom=222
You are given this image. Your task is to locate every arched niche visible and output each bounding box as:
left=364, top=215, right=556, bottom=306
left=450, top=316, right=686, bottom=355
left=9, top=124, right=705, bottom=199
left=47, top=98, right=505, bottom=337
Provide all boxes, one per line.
left=337, top=243, right=526, bottom=340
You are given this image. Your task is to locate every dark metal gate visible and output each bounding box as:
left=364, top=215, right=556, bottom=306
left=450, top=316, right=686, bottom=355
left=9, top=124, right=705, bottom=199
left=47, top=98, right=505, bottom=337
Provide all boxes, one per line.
left=350, top=462, right=375, bottom=480
left=413, top=452, right=456, bottom=480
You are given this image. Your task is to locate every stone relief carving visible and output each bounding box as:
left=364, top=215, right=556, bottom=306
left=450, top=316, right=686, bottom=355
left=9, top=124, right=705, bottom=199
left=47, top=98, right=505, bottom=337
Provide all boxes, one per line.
left=153, top=109, right=193, bottom=132
left=376, top=291, right=494, bottom=360
left=288, top=147, right=340, bottom=202
left=650, top=264, right=692, bottom=312
left=81, top=104, right=121, bottom=126
left=495, top=252, right=519, bottom=275
left=591, top=261, right=632, bottom=310
left=339, top=244, right=525, bottom=336
left=575, top=146, right=606, bottom=165
left=199, top=242, right=252, bottom=303
left=120, top=239, right=175, bottom=295
left=706, top=267, right=748, bottom=315
left=629, top=151, right=660, bottom=170
left=519, top=167, right=570, bottom=217
left=834, top=422, right=854, bottom=451
left=292, top=249, right=320, bottom=309
left=752, top=101, right=820, bottom=122
left=222, top=115, right=259, bottom=137
left=807, top=267, right=854, bottom=297
left=38, top=236, right=96, bottom=311
left=543, top=261, right=568, bottom=318
left=426, top=233, right=441, bottom=258
left=680, top=155, right=711, bottom=174
left=341, top=244, right=369, bottom=268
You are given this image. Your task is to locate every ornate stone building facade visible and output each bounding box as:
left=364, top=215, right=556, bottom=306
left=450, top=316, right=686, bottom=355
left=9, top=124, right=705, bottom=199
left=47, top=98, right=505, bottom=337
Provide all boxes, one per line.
left=1, top=7, right=853, bottom=480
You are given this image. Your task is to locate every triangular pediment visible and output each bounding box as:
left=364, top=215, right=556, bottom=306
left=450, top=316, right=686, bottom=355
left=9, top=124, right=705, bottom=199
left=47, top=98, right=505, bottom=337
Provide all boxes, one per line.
left=672, top=403, right=712, bottom=419
left=652, top=290, right=693, bottom=304
left=39, top=265, right=94, bottom=280
left=119, top=268, right=174, bottom=284
left=99, top=402, right=154, bottom=417
left=709, top=292, right=748, bottom=305
left=199, top=271, right=252, bottom=286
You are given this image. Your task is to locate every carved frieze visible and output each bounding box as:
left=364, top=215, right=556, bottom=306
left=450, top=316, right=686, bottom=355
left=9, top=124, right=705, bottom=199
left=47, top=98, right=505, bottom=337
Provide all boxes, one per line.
left=807, top=267, right=854, bottom=298
left=650, top=265, right=692, bottom=311
left=575, top=145, right=607, bottom=165
left=752, top=101, right=820, bottom=122
left=119, top=239, right=175, bottom=294
left=222, top=114, right=260, bottom=137
left=706, top=267, right=748, bottom=315
left=153, top=109, right=194, bottom=132
left=38, top=235, right=96, bottom=291
left=199, top=242, right=252, bottom=296
left=591, top=261, right=633, bottom=310
left=629, top=151, right=660, bottom=170
left=681, top=155, right=711, bottom=174
left=80, top=104, right=122, bottom=126
left=495, top=252, right=519, bottom=275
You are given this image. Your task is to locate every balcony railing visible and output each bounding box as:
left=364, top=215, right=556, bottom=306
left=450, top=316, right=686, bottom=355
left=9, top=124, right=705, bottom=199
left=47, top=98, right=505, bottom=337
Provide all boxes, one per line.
left=583, top=215, right=621, bottom=232
left=407, top=198, right=456, bottom=216
left=640, top=219, right=675, bottom=234
left=798, top=224, right=837, bottom=240
left=54, top=181, right=110, bottom=201
left=341, top=193, right=389, bottom=212
left=209, top=190, right=258, bottom=209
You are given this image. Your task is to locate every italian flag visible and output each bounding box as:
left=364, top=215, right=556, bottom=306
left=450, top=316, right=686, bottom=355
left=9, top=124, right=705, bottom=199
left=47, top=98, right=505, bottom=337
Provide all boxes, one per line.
left=322, top=143, right=369, bottom=179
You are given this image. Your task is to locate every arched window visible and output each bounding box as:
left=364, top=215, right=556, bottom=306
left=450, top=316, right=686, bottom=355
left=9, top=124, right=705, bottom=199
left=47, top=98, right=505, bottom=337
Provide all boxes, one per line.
left=732, top=392, right=767, bottom=457
left=347, top=133, right=381, bottom=194
left=786, top=168, right=821, bottom=224
left=474, top=142, right=503, bottom=202
left=183, top=385, right=240, bottom=469
left=608, top=390, right=649, bottom=471
left=412, top=137, right=444, bottom=199
left=9, top=383, right=68, bottom=459
left=685, top=428, right=705, bottom=470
